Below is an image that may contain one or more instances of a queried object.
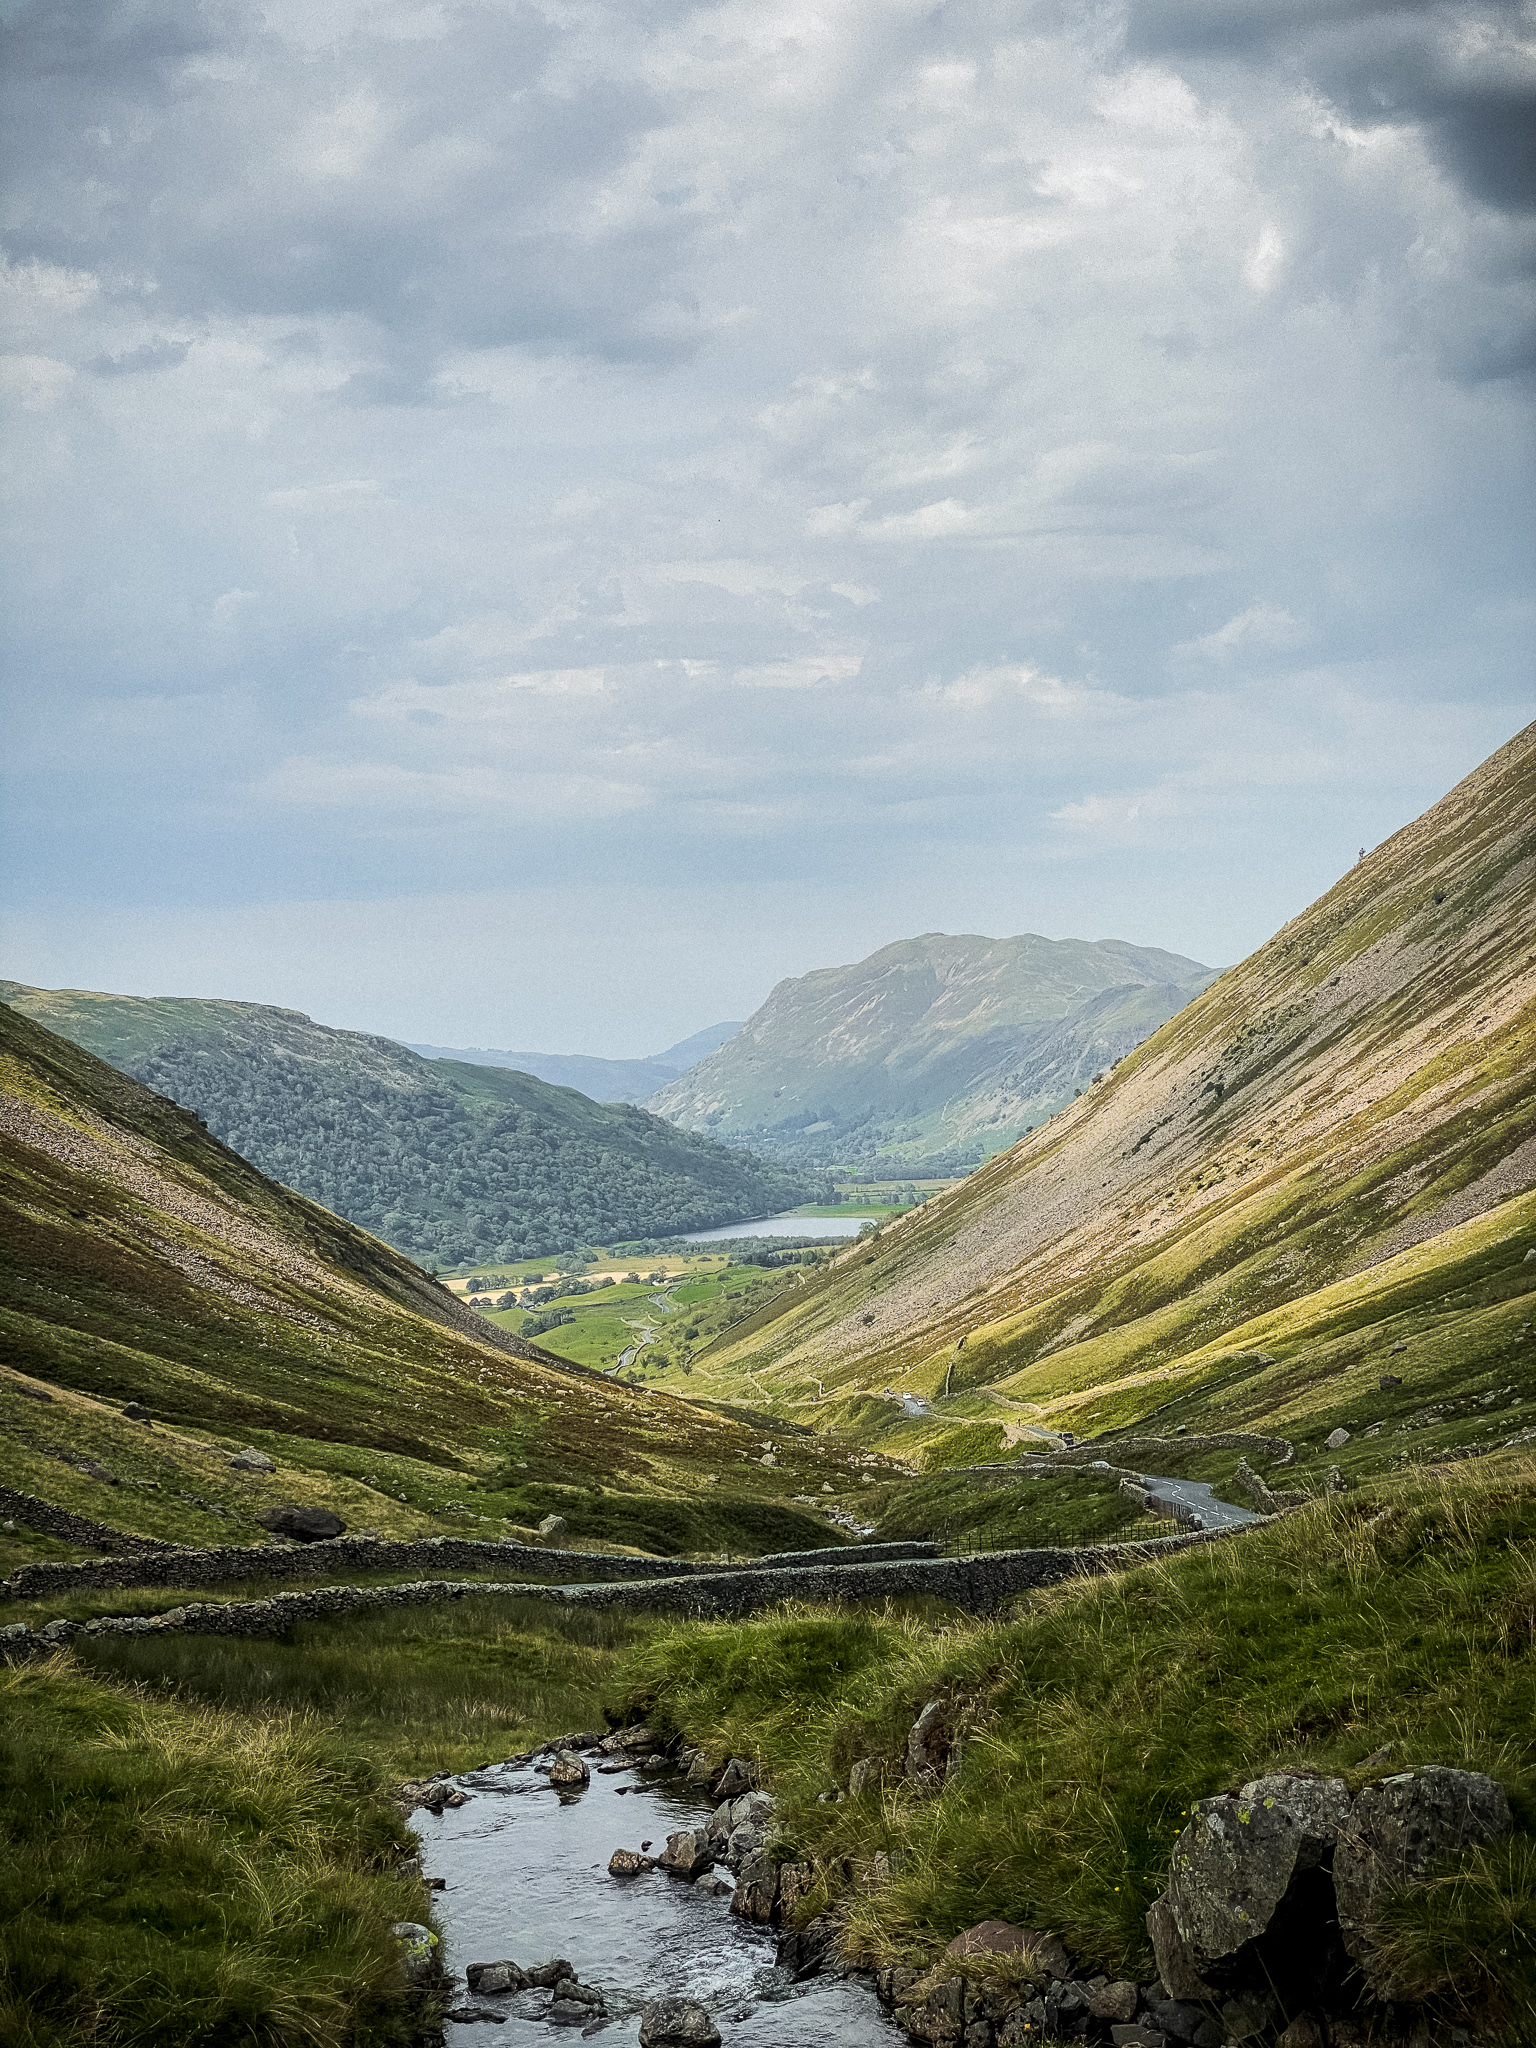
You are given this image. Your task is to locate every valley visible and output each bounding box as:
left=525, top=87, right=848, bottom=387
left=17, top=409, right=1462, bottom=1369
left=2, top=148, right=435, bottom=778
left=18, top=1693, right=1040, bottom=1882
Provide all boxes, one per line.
left=2, top=722, right=1533, bottom=2048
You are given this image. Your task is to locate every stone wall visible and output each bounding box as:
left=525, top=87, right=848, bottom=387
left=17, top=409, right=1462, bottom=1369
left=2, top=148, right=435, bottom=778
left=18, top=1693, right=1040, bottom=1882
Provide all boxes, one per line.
left=0, top=1507, right=937, bottom=1602
left=0, top=1483, right=174, bottom=1554
left=0, top=1524, right=1254, bottom=1661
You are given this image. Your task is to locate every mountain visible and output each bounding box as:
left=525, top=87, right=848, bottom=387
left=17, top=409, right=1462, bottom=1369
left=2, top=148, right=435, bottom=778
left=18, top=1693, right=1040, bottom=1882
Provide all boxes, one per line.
left=0, top=1001, right=845, bottom=1553
left=645, top=933, right=1215, bottom=1170
left=688, top=721, right=1536, bottom=1437
left=405, top=1020, right=743, bottom=1102
left=0, top=988, right=821, bottom=1269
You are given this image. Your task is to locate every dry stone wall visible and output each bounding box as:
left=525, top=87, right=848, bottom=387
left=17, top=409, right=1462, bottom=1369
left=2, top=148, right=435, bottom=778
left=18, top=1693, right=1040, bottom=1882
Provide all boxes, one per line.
left=0, top=1504, right=937, bottom=1602
left=0, top=1524, right=1251, bottom=1662
left=0, top=1482, right=174, bottom=1553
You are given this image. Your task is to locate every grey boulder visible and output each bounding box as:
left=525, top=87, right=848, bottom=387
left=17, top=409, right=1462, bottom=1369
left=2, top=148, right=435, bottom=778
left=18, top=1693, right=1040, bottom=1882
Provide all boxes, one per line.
left=658, top=1829, right=715, bottom=1880
left=464, top=1961, right=528, bottom=1993
left=548, top=1749, right=589, bottom=1788
left=536, top=1514, right=568, bottom=1540
left=608, top=1847, right=656, bottom=1875
left=638, top=1996, right=722, bottom=2046
left=1152, top=1775, right=1350, bottom=1986
left=906, top=1698, right=949, bottom=1780
left=255, top=1503, right=344, bottom=1541
left=1333, top=1766, right=1511, bottom=1995
left=229, top=1446, right=276, bottom=1473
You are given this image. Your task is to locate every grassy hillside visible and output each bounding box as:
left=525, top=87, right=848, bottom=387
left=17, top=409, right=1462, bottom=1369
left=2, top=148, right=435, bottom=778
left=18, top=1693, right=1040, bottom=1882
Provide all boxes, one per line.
left=0, top=1001, right=856, bottom=1562
left=685, top=720, right=1535, bottom=1470
left=646, top=931, right=1214, bottom=1171
left=617, top=1447, right=1536, bottom=2039
left=0, top=985, right=823, bottom=1268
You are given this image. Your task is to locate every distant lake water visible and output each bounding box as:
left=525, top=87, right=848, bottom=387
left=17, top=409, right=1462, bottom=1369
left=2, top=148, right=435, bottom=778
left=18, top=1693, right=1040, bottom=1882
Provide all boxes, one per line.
left=683, top=1212, right=868, bottom=1241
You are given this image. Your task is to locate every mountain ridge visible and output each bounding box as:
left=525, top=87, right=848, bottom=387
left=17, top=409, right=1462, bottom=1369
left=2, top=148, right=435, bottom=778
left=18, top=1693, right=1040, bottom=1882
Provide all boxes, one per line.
left=646, top=930, right=1216, bottom=1169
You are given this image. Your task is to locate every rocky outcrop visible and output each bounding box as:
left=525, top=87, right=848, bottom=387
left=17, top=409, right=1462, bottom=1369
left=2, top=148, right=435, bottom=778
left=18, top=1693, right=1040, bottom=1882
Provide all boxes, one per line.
left=255, top=1504, right=345, bottom=1542
left=731, top=1851, right=815, bottom=1927
left=227, top=1447, right=276, bottom=1473
left=1145, top=1765, right=1512, bottom=2028
left=1333, top=1768, right=1512, bottom=1996
left=702, top=1789, right=774, bottom=1871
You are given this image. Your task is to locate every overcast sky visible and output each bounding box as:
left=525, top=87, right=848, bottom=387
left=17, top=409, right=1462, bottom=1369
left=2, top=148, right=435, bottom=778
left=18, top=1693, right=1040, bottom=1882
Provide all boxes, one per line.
left=2, top=0, right=1532, bottom=1054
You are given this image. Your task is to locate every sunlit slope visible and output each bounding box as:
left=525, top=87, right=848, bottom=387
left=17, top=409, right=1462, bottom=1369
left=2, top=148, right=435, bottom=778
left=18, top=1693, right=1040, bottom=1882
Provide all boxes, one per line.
left=700, top=720, right=1536, bottom=1416
left=0, top=1004, right=840, bottom=1550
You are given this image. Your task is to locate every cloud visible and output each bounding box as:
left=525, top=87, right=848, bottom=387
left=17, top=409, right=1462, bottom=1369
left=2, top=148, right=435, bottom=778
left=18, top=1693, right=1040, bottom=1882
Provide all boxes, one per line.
left=1, top=0, right=1531, bottom=1043
left=88, top=336, right=190, bottom=376
left=1174, top=604, right=1306, bottom=661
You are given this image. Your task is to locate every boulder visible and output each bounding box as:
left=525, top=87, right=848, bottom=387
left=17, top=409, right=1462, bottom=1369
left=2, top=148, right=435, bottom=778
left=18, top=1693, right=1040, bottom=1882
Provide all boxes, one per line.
left=638, top=1997, right=722, bottom=2047
left=848, top=1756, right=877, bottom=1795
left=536, top=1514, right=568, bottom=1541
left=444, top=2006, right=505, bottom=2025
left=1324, top=1427, right=1351, bottom=1451
left=693, top=1872, right=733, bottom=1896
left=608, top=1847, right=656, bottom=1875
left=255, top=1504, right=344, bottom=1542
left=228, top=1446, right=276, bottom=1473
left=713, top=1756, right=753, bottom=1797
left=548, top=1749, right=589, bottom=1789
left=1155, top=1776, right=1351, bottom=1985
left=122, top=1401, right=151, bottom=1421
left=906, top=1698, right=950, bottom=1780
left=521, top=1958, right=574, bottom=1988
left=658, top=1829, right=715, bottom=1880
left=390, top=1921, right=439, bottom=1984
left=684, top=1752, right=715, bottom=1788
left=600, top=1724, right=659, bottom=1756
left=1333, top=1767, right=1511, bottom=1996
left=465, top=1961, right=528, bottom=1993
left=75, top=1458, right=118, bottom=1486
left=945, top=1920, right=1071, bottom=1982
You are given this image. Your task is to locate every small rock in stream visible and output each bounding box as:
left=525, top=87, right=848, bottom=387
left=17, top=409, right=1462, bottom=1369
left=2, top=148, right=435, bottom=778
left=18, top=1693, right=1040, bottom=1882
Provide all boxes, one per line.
left=639, top=1997, right=722, bottom=2047
left=548, top=1749, right=590, bottom=1788
left=609, top=1847, right=657, bottom=1875
left=445, top=2008, right=505, bottom=2025
left=465, top=1961, right=529, bottom=1993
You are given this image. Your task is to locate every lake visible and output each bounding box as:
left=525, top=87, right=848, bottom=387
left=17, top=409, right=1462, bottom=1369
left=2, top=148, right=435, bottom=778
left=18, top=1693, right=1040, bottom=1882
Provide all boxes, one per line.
left=682, top=1212, right=868, bottom=1241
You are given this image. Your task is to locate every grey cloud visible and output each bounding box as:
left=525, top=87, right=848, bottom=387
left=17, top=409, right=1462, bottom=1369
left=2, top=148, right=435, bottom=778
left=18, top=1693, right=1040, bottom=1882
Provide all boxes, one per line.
left=2, top=1, right=695, bottom=381
left=1126, top=1, right=1536, bottom=213
left=88, top=335, right=190, bottom=375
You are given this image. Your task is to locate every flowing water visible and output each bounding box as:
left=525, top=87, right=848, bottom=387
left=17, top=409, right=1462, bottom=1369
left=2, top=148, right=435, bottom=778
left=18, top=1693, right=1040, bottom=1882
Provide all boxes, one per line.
left=413, top=1759, right=901, bottom=2044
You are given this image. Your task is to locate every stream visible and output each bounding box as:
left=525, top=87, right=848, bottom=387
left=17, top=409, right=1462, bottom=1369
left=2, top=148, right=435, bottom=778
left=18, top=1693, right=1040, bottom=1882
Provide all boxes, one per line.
left=413, top=1757, right=901, bottom=2044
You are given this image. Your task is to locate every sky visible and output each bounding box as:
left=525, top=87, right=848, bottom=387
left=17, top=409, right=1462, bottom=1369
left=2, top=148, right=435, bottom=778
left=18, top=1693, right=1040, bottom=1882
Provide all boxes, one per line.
left=2, top=0, right=1532, bottom=1055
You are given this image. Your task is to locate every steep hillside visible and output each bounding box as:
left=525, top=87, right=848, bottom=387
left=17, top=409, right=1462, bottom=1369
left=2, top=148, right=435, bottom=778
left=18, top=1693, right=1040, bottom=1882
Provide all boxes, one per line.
left=0, top=988, right=820, bottom=1268
left=691, top=722, right=1536, bottom=1442
left=0, top=1002, right=849, bottom=1555
left=405, top=1020, right=742, bottom=1103
left=646, top=933, right=1214, bottom=1171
